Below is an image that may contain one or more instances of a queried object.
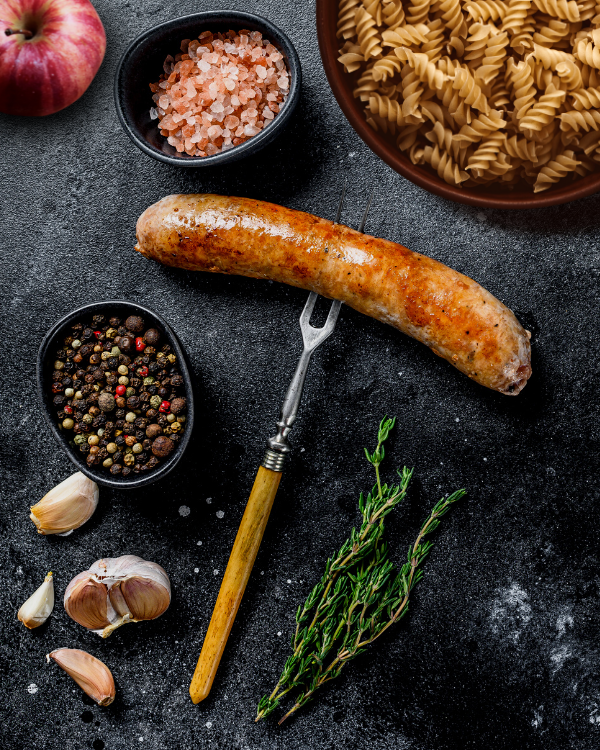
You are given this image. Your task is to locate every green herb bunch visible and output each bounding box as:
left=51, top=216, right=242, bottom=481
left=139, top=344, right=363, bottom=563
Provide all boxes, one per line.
left=255, top=417, right=465, bottom=724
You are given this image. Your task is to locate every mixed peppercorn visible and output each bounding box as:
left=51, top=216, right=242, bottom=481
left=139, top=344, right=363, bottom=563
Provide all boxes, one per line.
left=50, top=313, right=187, bottom=477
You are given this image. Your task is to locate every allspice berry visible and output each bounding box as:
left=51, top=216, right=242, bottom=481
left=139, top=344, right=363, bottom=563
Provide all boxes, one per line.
left=143, top=328, right=161, bottom=345
left=146, top=424, right=162, bottom=439
left=152, top=436, right=175, bottom=458
left=125, top=315, right=144, bottom=333
left=98, top=393, right=116, bottom=413
left=170, top=397, right=187, bottom=415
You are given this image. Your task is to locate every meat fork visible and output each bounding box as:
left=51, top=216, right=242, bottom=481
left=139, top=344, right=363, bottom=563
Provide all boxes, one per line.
left=189, top=187, right=374, bottom=704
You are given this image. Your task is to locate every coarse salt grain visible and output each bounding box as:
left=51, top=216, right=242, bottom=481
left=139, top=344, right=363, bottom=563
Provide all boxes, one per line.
left=150, top=29, right=289, bottom=157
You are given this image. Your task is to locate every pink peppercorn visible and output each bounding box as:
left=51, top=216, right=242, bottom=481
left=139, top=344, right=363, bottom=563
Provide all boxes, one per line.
left=116, top=385, right=126, bottom=396
left=137, top=366, right=149, bottom=377
left=159, top=400, right=170, bottom=413
left=94, top=330, right=102, bottom=339
left=135, top=337, right=146, bottom=352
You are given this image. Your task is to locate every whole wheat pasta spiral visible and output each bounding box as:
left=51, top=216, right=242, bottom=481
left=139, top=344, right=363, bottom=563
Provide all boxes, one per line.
left=339, top=0, right=600, bottom=191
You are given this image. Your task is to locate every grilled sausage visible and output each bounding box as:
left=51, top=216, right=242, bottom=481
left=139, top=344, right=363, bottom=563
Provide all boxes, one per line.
left=135, top=194, right=532, bottom=395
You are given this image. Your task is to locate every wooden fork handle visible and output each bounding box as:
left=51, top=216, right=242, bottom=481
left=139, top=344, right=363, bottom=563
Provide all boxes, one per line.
left=189, top=465, right=282, bottom=704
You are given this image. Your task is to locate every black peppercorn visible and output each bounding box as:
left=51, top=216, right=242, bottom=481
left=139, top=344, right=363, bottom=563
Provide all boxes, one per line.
left=118, top=354, right=131, bottom=365
left=127, top=396, right=140, bottom=410
left=158, top=387, right=169, bottom=399
left=133, top=464, right=142, bottom=474
left=130, top=377, right=141, bottom=388
left=134, top=417, right=148, bottom=428
left=116, top=397, right=126, bottom=408
left=103, top=341, right=112, bottom=351
left=99, top=439, right=108, bottom=448
left=139, top=392, right=150, bottom=403
left=92, top=314, right=105, bottom=326
left=106, top=373, right=117, bottom=385
left=117, top=326, right=128, bottom=337
left=79, top=443, right=90, bottom=455
left=108, top=357, right=119, bottom=369
left=109, top=317, right=121, bottom=327
left=146, top=408, right=158, bottom=419
left=57, top=410, right=66, bottom=420
left=89, top=353, right=101, bottom=365
left=142, top=355, right=150, bottom=365
left=115, top=435, right=125, bottom=447
left=62, top=376, right=73, bottom=388
left=80, top=343, right=94, bottom=357
left=135, top=429, right=145, bottom=441
left=145, top=346, right=156, bottom=356
left=98, top=447, right=108, bottom=460
left=52, top=382, right=64, bottom=394
left=84, top=373, right=94, bottom=384
left=123, top=424, right=135, bottom=435
left=79, top=422, right=91, bottom=433
left=147, top=385, right=158, bottom=396
left=162, top=344, right=171, bottom=353
left=143, top=439, right=152, bottom=451
left=72, top=379, right=82, bottom=390
left=122, top=466, right=131, bottom=477
left=63, top=361, right=75, bottom=373
left=110, top=464, right=122, bottom=475
left=115, top=419, right=125, bottom=430
left=74, top=411, right=84, bottom=422
left=149, top=362, right=159, bottom=374
left=135, top=452, right=147, bottom=464
left=113, top=451, right=123, bottom=464
left=147, top=456, right=160, bottom=469
left=115, top=409, right=125, bottom=419
left=81, top=386, right=93, bottom=398
left=82, top=328, right=94, bottom=340
left=157, top=415, right=168, bottom=427
left=53, top=395, right=66, bottom=407
left=119, top=336, right=134, bottom=352
left=86, top=454, right=99, bottom=466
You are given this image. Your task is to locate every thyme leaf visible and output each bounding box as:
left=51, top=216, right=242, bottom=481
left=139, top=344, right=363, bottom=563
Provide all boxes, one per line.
left=255, top=416, right=465, bottom=724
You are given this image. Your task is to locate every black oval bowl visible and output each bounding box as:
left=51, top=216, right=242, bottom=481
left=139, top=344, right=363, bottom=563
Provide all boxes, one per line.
left=37, top=301, right=195, bottom=490
left=114, top=11, right=301, bottom=167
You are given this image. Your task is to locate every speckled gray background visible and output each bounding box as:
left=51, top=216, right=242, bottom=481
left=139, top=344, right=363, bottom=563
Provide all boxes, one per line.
left=2, top=1, right=600, bottom=748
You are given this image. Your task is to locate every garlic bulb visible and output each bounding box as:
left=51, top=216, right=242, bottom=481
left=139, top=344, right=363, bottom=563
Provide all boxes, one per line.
left=18, top=572, right=54, bottom=629
left=64, top=555, right=171, bottom=638
left=30, top=472, right=99, bottom=535
left=47, top=648, right=115, bottom=706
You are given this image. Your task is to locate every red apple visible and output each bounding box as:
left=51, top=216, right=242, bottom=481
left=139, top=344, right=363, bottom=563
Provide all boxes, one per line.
left=0, top=0, right=106, bottom=116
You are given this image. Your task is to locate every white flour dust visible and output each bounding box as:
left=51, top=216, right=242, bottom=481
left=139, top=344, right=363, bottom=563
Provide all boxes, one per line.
left=489, top=582, right=532, bottom=643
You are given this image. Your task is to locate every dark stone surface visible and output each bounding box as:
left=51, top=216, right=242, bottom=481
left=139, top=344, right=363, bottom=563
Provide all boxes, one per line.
left=1, top=1, right=600, bottom=748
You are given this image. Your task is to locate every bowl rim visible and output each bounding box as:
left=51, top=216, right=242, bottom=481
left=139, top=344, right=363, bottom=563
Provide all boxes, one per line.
left=114, top=10, right=301, bottom=167
left=315, top=0, right=600, bottom=209
left=37, top=300, right=195, bottom=490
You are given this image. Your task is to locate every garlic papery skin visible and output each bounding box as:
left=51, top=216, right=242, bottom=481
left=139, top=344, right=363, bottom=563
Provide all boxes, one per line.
left=48, top=648, right=115, bottom=706
left=64, top=555, right=171, bottom=638
left=30, top=472, right=99, bottom=535
left=18, top=572, right=54, bottom=629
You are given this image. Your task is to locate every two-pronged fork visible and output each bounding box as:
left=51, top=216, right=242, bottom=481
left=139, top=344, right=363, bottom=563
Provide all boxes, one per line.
left=189, top=187, right=373, bottom=704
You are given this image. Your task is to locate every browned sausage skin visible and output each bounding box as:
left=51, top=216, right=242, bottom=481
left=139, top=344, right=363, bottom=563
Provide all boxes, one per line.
left=135, top=194, right=532, bottom=395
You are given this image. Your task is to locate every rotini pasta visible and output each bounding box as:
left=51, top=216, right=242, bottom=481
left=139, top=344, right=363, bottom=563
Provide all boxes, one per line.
left=338, top=0, right=600, bottom=191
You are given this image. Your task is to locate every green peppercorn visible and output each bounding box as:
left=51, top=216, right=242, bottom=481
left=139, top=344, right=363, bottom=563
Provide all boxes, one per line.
left=132, top=443, right=143, bottom=454
left=125, top=412, right=136, bottom=423
left=111, top=346, right=121, bottom=357
left=143, top=376, right=155, bottom=386
left=118, top=365, right=128, bottom=375
left=106, top=328, right=117, bottom=338
left=74, top=434, right=86, bottom=445
left=103, top=458, right=113, bottom=468
left=106, top=442, right=117, bottom=453
left=97, top=428, right=105, bottom=437
left=72, top=340, right=82, bottom=349
left=82, top=414, right=93, bottom=424
left=88, top=435, right=100, bottom=446
left=124, top=454, right=135, bottom=466
left=167, top=354, right=176, bottom=364
left=125, top=387, right=135, bottom=397
left=62, top=418, right=74, bottom=429
left=150, top=395, right=161, bottom=409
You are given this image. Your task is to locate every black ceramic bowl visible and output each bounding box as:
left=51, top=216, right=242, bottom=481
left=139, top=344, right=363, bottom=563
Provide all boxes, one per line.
left=37, top=301, right=194, bottom=489
left=114, top=11, right=301, bottom=167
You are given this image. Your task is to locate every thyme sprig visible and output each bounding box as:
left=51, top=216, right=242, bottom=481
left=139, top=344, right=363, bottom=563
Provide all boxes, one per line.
left=255, top=417, right=465, bottom=724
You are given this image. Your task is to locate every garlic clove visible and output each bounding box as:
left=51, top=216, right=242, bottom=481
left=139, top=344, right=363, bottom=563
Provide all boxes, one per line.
left=30, top=472, right=99, bottom=535
left=18, top=572, right=54, bottom=629
left=118, top=575, right=171, bottom=622
left=64, top=573, right=111, bottom=630
left=64, top=555, right=171, bottom=637
left=47, top=648, right=115, bottom=706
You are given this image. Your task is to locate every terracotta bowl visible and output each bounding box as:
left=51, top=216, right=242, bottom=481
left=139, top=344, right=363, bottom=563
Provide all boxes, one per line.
left=316, top=0, right=600, bottom=209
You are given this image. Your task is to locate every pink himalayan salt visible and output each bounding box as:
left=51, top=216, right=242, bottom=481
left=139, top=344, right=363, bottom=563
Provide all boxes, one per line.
left=150, top=29, right=289, bottom=157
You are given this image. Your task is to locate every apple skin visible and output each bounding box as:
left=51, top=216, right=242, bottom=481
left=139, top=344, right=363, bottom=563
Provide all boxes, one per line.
left=0, top=0, right=106, bottom=116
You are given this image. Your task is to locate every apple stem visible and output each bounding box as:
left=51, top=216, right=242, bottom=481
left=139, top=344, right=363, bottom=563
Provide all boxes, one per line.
left=5, top=28, right=33, bottom=38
